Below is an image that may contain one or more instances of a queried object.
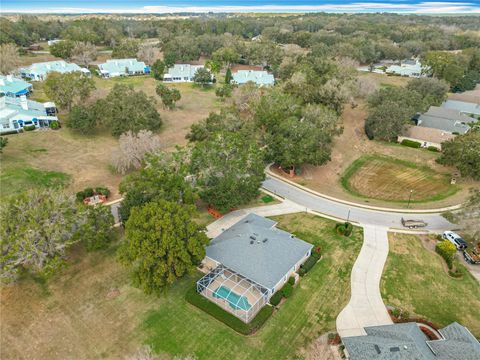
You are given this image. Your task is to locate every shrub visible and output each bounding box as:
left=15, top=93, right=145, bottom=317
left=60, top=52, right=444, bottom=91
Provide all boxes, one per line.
left=427, top=146, right=439, bottom=152
left=299, top=255, right=319, bottom=276
left=288, top=276, right=295, bottom=286
left=83, top=187, right=95, bottom=198
left=435, top=240, right=456, bottom=269
left=336, top=222, right=353, bottom=236
left=391, top=308, right=401, bottom=318
left=186, top=288, right=273, bottom=334
left=76, top=190, right=86, bottom=202
left=23, top=125, right=36, bottom=131
left=49, top=120, right=60, bottom=130
left=401, top=139, right=422, bottom=148
left=298, top=268, right=306, bottom=277
left=270, top=290, right=283, bottom=306
left=282, top=283, right=293, bottom=298
left=261, top=195, right=274, bottom=203
left=95, top=186, right=111, bottom=197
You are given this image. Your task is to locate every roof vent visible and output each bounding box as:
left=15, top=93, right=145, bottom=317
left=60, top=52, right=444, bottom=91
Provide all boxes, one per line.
left=250, top=240, right=254, bottom=245
left=390, top=347, right=400, bottom=352
left=374, top=345, right=381, bottom=354
left=262, top=238, right=268, bottom=243
left=249, top=236, right=256, bottom=241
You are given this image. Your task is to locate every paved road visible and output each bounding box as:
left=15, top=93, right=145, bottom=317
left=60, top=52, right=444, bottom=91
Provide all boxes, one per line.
left=262, top=177, right=454, bottom=232
left=336, top=225, right=393, bottom=337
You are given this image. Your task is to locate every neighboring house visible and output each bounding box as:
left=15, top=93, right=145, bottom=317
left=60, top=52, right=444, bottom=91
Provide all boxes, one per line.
left=19, top=60, right=90, bottom=81
left=441, top=99, right=480, bottom=117
left=232, top=70, right=275, bottom=86
left=342, top=322, right=480, bottom=360
left=198, top=213, right=313, bottom=323
left=415, top=106, right=476, bottom=135
left=47, top=39, right=62, bottom=46
left=385, top=59, right=426, bottom=78
left=0, top=75, right=33, bottom=97
left=0, top=95, right=57, bottom=134
left=163, top=64, right=206, bottom=82
left=97, top=59, right=150, bottom=78
left=398, top=125, right=456, bottom=150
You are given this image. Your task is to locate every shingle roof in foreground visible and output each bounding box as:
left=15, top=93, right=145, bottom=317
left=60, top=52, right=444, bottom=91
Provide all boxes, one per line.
left=343, top=322, right=480, bottom=360
left=205, top=213, right=313, bottom=289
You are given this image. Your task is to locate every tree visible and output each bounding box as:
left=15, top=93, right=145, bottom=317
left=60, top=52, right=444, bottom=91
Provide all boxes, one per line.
left=111, top=130, right=162, bottom=174
left=49, top=40, right=75, bottom=59
left=0, top=43, right=20, bottom=74
left=112, top=38, right=139, bottom=58
left=71, top=41, right=97, bottom=66
left=66, top=105, right=97, bottom=134
left=406, top=78, right=449, bottom=106
left=187, top=110, right=245, bottom=143
left=96, top=84, right=162, bottom=137
left=137, top=44, right=156, bottom=65
left=155, top=83, right=181, bottom=109
left=437, top=132, right=480, bottom=180
left=0, top=136, right=7, bottom=153
left=205, top=59, right=221, bottom=74
left=151, top=59, right=165, bottom=80
left=435, top=240, right=457, bottom=269
left=193, top=68, right=212, bottom=87
left=215, top=84, right=233, bottom=100
left=118, top=200, right=209, bottom=294
left=365, top=101, right=413, bottom=141
left=224, top=67, right=233, bottom=84
left=44, top=71, right=95, bottom=111
left=1, top=189, right=82, bottom=283
left=191, top=132, right=265, bottom=212
left=119, top=150, right=197, bottom=222
left=212, top=47, right=239, bottom=68
left=80, top=205, right=115, bottom=251
left=444, top=189, right=480, bottom=243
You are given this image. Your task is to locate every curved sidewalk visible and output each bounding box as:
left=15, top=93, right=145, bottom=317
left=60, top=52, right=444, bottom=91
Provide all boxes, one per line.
left=336, top=225, right=393, bottom=337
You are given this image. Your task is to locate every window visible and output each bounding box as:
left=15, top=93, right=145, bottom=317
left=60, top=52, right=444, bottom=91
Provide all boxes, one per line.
left=184, top=77, right=188, bottom=80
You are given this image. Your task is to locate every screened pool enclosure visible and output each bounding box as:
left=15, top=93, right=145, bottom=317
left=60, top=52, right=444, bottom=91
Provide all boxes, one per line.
left=196, top=265, right=270, bottom=323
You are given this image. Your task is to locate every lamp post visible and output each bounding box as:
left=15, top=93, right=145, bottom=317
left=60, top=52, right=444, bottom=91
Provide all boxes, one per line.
left=407, top=190, right=413, bottom=209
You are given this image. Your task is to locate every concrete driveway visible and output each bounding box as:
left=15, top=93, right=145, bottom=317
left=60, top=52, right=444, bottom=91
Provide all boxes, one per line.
left=263, top=177, right=454, bottom=232
left=336, top=225, right=393, bottom=337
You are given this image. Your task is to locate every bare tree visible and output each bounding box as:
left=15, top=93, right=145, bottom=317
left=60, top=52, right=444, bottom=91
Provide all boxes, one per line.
left=0, top=43, right=20, bottom=74
left=137, top=44, right=157, bottom=65
left=355, top=76, right=378, bottom=99
left=111, top=130, right=162, bottom=174
left=71, top=42, right=97, bottom=67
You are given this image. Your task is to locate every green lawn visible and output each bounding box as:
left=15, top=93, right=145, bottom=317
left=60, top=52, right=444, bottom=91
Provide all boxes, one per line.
left=142, top=214, right=363, bottom=359
left=381, top=233, right=480, bottom=337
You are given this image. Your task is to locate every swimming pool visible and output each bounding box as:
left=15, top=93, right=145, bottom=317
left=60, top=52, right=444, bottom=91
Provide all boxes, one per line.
left=213, top=285, right=251, bottom=311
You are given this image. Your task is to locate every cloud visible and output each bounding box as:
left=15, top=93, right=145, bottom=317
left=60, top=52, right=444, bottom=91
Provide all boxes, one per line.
left=3, top=2, right=480, bottom=14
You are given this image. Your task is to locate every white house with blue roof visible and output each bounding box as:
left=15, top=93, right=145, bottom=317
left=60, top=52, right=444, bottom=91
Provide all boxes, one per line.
left=232, top=70, right=275, bottom=86
left=97, top=59, right=150, bottom=78
left=19, top=60, right=90, bottom=81
left=0, top=95, right=58, bottom=134
left=0, top=75, right=33, bottom=97
left=163, top=64, right=207, bottom=82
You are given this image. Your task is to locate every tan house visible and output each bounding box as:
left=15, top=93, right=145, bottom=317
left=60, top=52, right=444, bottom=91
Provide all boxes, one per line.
left=398, top=125, right=456, bottom=150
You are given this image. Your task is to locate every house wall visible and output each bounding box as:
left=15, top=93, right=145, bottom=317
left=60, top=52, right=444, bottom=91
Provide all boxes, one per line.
left=397, top=136, right=442, bottom=150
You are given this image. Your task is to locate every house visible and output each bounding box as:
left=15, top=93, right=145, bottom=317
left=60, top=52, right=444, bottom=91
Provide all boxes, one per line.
left=197, top=213, right=313, bottom=323
left=232, top=70, right=275, bottom=86
left=97, top=59, right=150, bottom=78
left=415, top=106, right=476, bottom=135
left=398, top=125, right=456, bottom=150
left=163, top=64, right=206, bottom=82
left=342, top=322, right=480, bottom=359
left=385, top=59, right=427, bottom=78
left=441, top=99, right=480, bottom=117
left=19, top=61, right=90, bottom=81
left=0, top=95, right=57, bottom=134
left=0, top=75, right=33, bottom=97
left=47, top=39, right=62, bottom=46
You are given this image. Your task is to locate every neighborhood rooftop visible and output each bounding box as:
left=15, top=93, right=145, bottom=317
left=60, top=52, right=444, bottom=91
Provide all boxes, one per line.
left=97, top=58, right=149, bottom=77
left=0, top=75, right=32, bottom=97
left=0, top=96, right=57, bottom=133
left=20, top=60, right=89, bottom=80
left=441, top=99, right=480, bottom=116
left=342, top=322, right=480, bottom=360
left=416, top=106, right=475, bottom=134
left=232, top=70, right=275, bottom=86
left=205, top=213, right=313, bottom=290
left=163, top=64, right=205, bottom=82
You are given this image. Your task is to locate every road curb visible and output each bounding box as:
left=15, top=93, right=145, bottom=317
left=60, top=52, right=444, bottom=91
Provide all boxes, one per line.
left=266, top=166, right=463, bottom=214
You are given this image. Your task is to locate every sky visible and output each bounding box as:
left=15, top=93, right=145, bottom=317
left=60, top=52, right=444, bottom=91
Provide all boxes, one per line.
left=1, top=0, right=480, bottom=14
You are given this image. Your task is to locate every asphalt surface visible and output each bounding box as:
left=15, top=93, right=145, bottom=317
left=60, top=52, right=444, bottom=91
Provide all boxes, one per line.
left=262, top=176, right=455, bottom=232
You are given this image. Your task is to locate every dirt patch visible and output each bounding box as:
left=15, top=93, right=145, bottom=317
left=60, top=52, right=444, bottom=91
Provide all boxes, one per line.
left=301, top=333, right=343, bottom=360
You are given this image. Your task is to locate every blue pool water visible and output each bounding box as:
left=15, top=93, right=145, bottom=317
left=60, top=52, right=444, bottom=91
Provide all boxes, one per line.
left=213, top=285, right=251, bottom=311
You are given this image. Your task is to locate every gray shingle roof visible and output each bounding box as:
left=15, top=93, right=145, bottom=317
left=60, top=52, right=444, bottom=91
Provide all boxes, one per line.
left=205, top=213, right=313, bottom=289
left=417, top=106, right=476, bottom=134
left=343, top=322, right=480, bottom=360
left=442, top=100, right=480, bottom=116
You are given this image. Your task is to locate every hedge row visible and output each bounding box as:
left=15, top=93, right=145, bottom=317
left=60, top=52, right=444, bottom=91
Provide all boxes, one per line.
left=401, top=139, right=422, bottom=148
left=435, top=240, right=456, bottom=269
left=185, top=288, right=273, bottom=335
